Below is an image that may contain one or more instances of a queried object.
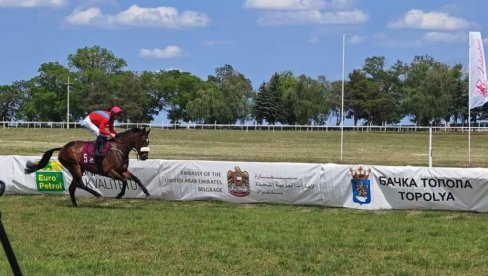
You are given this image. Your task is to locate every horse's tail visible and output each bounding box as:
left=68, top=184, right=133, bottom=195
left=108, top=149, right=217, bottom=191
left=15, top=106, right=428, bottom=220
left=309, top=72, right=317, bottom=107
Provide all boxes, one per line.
left=24, top=147, right=62, bottom=174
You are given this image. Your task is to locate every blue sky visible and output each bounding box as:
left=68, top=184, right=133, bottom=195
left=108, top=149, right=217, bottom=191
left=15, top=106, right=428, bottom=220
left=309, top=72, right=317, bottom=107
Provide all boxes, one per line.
left=1, top=0, right=487, bottom=91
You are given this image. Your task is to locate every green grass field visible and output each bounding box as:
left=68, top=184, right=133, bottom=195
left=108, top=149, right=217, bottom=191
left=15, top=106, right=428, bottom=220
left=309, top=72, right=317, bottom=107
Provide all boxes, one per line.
left=0, top=128, right=488, bottom=275
left=2, top=127, right=488, bottom=166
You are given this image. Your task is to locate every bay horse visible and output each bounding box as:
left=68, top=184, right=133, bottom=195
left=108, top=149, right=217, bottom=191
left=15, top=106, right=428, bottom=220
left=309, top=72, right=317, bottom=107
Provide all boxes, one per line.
left=25, top=127, right=151, bottom=207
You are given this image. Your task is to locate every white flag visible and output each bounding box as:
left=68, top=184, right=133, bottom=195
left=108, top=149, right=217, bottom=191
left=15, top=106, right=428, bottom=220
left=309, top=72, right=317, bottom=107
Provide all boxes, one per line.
left=469, top=32, right=488, bottom=109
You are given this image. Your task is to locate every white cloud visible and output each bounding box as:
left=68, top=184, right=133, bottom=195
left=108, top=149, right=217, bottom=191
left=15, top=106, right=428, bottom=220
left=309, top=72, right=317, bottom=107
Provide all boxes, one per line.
left=257, top=9, right=368, bottom=26
left=245, top=0, right=366, bottom=26
left=423, top=32, right=465, bottom=43
left=139, top=45, right=183, bottom=59
left=348, top=34, right=363, bottom=44
left=243, top=0, right=356, bottom=10
left=244, top=0, right=326, bottom=10
left=65, top=7, right=102, bottom=25
left=65, top=4, right=209, bottom=28
left=388, top=9, right=468, bottom=30
left=202, top=40, right=235, bottom=46
left=0, top=0, right=66, bottom=7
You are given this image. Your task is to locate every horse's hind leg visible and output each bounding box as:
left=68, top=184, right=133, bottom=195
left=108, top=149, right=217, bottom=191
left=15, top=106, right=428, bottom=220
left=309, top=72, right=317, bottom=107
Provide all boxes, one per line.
left=77, top=172, right=102, bottom=199
left=67, top=165, right=101, bottom=207
left=79, top=184, right=102, bottom=198
left=124, top=171, right=150, bottom=198
left=66, top=165, right=83, bottom=207
left=68, top=179, right=78, bottom=207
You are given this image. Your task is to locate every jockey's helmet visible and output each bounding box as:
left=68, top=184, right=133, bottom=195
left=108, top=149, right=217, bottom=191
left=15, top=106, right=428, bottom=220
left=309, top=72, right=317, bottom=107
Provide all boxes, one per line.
left=111, top=106, right=123, bottom=114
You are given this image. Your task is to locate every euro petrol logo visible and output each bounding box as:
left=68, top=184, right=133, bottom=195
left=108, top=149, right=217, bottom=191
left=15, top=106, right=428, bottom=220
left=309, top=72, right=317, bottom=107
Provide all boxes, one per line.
left=35, top=160, right=65, bottom=192
left=349, top=166, right=371, bottom=205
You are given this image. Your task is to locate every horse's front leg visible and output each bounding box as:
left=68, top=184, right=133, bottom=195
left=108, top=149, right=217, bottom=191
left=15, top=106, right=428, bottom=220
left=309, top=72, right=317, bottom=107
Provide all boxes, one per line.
left=123, top=171, right=150, bottom=198
left=106, top=170, right=127, bottom=199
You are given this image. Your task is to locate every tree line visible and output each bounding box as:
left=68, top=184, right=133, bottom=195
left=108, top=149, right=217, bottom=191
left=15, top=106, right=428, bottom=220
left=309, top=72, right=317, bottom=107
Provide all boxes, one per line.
left=0, top=45, right=483, bottom=126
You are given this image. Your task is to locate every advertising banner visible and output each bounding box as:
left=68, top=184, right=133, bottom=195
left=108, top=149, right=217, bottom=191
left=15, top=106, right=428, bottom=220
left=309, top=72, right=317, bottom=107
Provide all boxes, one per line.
left=4, top=155, right=488, bottom=212
left=157, top=160, right=322, bottom=205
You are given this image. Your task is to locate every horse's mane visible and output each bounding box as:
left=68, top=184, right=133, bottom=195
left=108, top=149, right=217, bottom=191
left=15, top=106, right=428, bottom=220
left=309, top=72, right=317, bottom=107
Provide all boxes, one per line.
left=116, top=127, right=145, bottom=139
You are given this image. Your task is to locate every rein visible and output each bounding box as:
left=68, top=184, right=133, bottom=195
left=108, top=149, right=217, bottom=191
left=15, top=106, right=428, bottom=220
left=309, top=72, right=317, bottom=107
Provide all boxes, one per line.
left=109, top=147, right=124, bottom=155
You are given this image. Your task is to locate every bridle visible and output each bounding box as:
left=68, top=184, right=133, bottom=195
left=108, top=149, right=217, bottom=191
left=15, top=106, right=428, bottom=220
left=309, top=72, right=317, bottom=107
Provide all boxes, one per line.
left=133, top=146, right=150, bottom=160
left=133, top=134, right=150, bottom=160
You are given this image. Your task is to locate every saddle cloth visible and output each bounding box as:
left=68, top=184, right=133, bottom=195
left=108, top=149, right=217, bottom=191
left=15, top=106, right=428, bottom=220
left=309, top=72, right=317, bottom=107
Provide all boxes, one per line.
left=80, top=141, right=113, bottom=164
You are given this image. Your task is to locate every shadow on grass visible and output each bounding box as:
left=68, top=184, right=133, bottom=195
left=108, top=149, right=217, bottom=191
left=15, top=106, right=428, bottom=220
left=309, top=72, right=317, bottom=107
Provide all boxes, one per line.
left=51, top=195, right=151, bottom=210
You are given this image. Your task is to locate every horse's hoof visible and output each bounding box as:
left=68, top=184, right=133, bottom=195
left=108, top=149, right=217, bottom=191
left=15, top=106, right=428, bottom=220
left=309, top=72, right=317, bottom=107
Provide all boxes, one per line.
left=115, top=195, right=122, bottom=199
left=145, top=195, right=151, bottom=200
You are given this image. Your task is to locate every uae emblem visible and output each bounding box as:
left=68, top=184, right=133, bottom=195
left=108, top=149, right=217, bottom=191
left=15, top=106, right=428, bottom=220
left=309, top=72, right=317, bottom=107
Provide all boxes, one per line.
left=227, top=166, right=250, bottom=197
left=349, top=166, right=371, bottom=205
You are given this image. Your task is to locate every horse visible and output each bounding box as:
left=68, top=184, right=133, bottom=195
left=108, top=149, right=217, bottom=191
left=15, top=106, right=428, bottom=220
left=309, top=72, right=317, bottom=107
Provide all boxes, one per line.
left=25, top=127, right=151, bottom=207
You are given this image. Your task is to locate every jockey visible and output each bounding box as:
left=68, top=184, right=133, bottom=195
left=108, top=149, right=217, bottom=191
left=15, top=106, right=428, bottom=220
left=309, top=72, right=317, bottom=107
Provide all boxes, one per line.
left=81, top=106, right=123, bottom=158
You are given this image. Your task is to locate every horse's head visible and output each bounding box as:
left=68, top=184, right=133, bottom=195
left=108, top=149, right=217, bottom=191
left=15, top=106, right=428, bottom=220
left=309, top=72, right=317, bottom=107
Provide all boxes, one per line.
left=117, top=127, right=151, bottom=160
left=136, top=127, right=151, bottom=160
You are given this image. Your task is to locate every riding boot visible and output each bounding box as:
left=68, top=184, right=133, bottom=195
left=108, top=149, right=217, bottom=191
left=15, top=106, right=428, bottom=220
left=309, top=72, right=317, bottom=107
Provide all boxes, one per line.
left=94, top=136, right=106, bottom=173
left=94, top=136, right=106, bottom=156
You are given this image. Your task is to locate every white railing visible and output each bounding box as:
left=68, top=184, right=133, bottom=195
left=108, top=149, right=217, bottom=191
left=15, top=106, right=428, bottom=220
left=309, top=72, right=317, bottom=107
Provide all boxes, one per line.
left=2, top=120, right=488, bottom=132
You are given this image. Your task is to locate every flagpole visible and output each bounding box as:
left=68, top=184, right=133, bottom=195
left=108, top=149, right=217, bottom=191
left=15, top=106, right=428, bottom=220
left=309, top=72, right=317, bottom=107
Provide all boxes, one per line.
left=468, top=101, right=471, bottom=164
left=340, top=34, right=352, bottom=162
left=341, top=34, right=346, bottom=161
left=468, top=34, right=472, bottom=165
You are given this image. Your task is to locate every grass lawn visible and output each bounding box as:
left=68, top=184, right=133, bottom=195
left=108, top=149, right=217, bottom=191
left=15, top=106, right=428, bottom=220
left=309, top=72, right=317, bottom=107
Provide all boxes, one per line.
left=1, top=127, right=488, bottom=167
left=0, top=195, right=487, bottom=275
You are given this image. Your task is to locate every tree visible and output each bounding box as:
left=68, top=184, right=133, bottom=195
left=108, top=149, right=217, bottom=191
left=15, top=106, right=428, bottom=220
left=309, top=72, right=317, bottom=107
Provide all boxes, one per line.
left=187, top=83, right=227, bottom=123
left=291, top=74, right=329, bottom=125
left=401, top=55, right=458, bottom=126
left=0, top=81, right=28, bottom=121
left=327, top=80, right=343, bottom=126
left=278, top=71, right=297, bottom=124
left=140, top=70, right=205, bottom=123
left=140, top=70, right=173, bottom=121
left=68, top=45, right=127, bottom=74
left=188, top=64, right=256, bottom=124
left=347, top=69, right=374, bottom=125
left=68, top=46, right=127, bottom=117
left=253, top=71, right=330, bottom=125
left=22, top=62, right=71, bottom=121
left=445, top=64, right=466, bottom=126
left=211, top=64, right=253, bottom=124
left=253, top=73, right=286, bottom=124
left=253, top=82, right=269, bottom=124
left=360, top=56, right=405, bottom=125
left=111, top=71, right=151, bottom=122
left=168, top=71, right=205, bottom=123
